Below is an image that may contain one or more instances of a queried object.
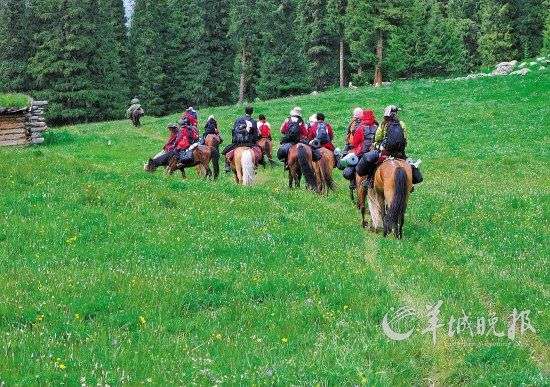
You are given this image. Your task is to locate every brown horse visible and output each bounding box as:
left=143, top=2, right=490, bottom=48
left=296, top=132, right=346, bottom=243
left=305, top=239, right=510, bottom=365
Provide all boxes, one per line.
left=230, top=146, right=256, bottom=185
left=165, top=145, right=218, bottom=180
left=287, top=143, right=318, bottom=192
left=313, top=147, right=335, bottom=193
left=195, top=134, right=221, bottom=178
left=257, top=138, right=274, bottom=167
left=363, top=158, right=413, bottom=239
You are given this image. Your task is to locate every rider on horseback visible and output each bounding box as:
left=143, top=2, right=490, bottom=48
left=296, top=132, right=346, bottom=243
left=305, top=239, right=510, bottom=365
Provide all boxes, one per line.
left=277, top=107, right=321, bottom=168
left=356, top=105, right=423, bottom=187
left=201, top=115, right=221, bottom=143
left=222, top=106, right=259, bottom=172
left=127, top=98, right=144, bottom=127
left=341, top=109, right=379, bottom=190
left=308, top=113, right=335, bottom=151
left=146, top=121, right=195, bottom=169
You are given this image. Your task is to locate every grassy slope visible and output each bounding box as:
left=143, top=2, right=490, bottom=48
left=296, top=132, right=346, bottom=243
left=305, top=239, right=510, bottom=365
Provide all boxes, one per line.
left=0, top=73, right=548, bottom=385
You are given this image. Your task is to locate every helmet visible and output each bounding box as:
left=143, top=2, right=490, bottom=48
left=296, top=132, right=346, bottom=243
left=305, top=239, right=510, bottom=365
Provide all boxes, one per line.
left=290, top=107, right=302, bottom=117
left=384, top=105, right=399, bottom=118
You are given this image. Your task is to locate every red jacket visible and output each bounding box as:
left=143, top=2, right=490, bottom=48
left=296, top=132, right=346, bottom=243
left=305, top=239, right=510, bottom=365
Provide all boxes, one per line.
left=163, top=132, right=178, bottom=152
left=352, top=110, right=378, bottom=156
left=175, top=127, right=191, bottom=150
left=309, top=121, right=335, bottom=151
left=280, top=118, right=309, bottom=142
left=258, top=120, right=272, bottom=139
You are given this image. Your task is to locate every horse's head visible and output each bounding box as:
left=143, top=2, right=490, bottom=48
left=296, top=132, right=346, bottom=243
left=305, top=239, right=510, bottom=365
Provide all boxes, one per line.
left=144, top=159, right=156, bottom=172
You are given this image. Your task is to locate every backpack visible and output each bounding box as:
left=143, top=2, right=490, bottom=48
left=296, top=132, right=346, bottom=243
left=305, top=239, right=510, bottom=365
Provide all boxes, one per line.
left=259, top=122, right=270, bottom=138
left=286, top=119, right=301, bottom=143
left=384, top=121, right=406, bottom=153
left=316, top=122, right=330, bottom=144
left=362, top=124, right=377, bottom=153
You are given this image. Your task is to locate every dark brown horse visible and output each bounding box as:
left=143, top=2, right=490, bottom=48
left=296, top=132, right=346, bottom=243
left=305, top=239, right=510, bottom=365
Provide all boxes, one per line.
left=164, top=145, right=218, bottom=180
left=287, top=143, right=318, bottom=192
left=313, top=147, right=335, bottom=194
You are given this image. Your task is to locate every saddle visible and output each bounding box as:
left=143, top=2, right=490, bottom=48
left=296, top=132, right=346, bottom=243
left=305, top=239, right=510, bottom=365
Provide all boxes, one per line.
left=226, top=146, right=263, bottom=165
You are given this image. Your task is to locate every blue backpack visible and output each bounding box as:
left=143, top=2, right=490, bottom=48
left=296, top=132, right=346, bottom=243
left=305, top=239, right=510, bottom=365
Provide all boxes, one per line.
left=316, top=122, right=330, bottom=144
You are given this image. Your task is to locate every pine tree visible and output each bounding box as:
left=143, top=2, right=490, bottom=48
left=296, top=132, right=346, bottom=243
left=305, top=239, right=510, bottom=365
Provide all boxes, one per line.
left=299, top=0, right=339, bottom=91
left=478, top=0, right=517, bottom=65
left=256, top=0, right=309, bottom=99
left=165, top=0, right=209, bottom=109
left=0, top=0, right=32, bottom=92
left=326, top=0, right=349, bottom=87
left=202, top=0, right=235, bottom=106
left=346, top=0, right=405, bottom=85
left=230, top=0, right=261, bottom=103
left=543, top=0, right=550, bottom=55
left=509, top=0, right=545, bottom=58
left=422, top=1, right=468, bottom=76
left=128, top=0, right=168, bottom=116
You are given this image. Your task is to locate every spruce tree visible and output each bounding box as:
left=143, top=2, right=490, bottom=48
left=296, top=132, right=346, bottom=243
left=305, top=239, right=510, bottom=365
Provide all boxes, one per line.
left=128, top=0, right=168, bottom=116
left=202, top=0, right=235, bottom=106
left=543, top=0, right=550, bottom=55
left=298, top=0, right=339, bottom=91
left=256, top=0, right=309, bottom=99
left=29, top=0, right=109, bottom=123
left=326, top=0, right=349, bottom=87
left=0, top=0, right=32, bottom=92
left=230, top=0, right=261, bottom=103
left=165, top=0, right=209, bottom=109
left=478, top=0, right=517, bottom=65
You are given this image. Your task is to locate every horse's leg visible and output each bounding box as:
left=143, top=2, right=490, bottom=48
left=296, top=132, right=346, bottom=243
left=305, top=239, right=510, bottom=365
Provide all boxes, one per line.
left=180, top=167, right=186, bottom=179
left=288, top=169, right=293, bottom=189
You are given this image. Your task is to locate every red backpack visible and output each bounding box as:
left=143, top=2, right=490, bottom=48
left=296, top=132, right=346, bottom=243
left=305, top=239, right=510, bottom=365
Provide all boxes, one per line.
left=259, top=121, right=271, bottom=138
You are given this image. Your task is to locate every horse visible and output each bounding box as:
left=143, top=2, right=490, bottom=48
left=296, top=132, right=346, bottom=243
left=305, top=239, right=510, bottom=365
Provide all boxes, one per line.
left=257, top=137, right=274, bottom=167
left=230, top=146, right=256, bottom=186
left=313, top=147, right=335, bottom=194
left=131, top=108, right=144, bottom=127
left=287, top=143, right=318, bottom=192
left=364, top=158, right=413, bottom=239
left=164, top=145, right=218, bottom=180
left=196, top=134, right=221, bottom=178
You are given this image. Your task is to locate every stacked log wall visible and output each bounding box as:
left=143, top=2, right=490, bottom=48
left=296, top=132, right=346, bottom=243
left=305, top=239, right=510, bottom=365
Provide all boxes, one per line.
left=0, top=100, right=48, bottom=147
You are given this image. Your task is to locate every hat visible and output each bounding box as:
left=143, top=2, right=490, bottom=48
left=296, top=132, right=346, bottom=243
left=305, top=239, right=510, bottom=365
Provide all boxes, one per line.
left=353, top=107, right=363, bottom=118
left=207, top=115, right=215, bottom=121
left=308, top=114, right=317, bottom=124
left=168, top=123, right=178, bottom=130
left=290, top=107, right=302, bottom=117
left=131, top=98, right=139, bottom=104
left=384, top=105, right=399, bottom=118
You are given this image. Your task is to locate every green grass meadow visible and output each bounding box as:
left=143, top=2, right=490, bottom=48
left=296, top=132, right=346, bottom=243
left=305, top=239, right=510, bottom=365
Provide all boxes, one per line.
left=0, top=73, right=549, bottom=384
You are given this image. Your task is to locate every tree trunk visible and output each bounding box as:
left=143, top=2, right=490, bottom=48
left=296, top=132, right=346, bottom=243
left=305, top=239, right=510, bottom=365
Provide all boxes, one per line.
left=239, top=48, right=246, bottom=103
left=339, top=38, right=345, bottom=88
left=373, top=32, right=383, bottom=87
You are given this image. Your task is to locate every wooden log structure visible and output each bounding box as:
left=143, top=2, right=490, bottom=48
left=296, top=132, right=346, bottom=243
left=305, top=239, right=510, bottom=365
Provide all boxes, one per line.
left=0, top=100, right=48, bottom=147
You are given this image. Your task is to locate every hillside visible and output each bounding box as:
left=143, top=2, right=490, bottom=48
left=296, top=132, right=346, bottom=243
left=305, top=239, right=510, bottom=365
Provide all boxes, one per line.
left=0, top=72, right=548, bottom=384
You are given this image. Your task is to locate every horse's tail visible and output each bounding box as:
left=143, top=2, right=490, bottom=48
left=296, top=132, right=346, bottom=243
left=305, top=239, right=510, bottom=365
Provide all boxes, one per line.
left=210, top=145, right=220, bottom=179
left=298, top=145, right=318, bottom=192
left=241, top=149, right=255, bottom=186
left=322, top=155, right=335, bottom=191
left=386, top=167, right=408, bottom=229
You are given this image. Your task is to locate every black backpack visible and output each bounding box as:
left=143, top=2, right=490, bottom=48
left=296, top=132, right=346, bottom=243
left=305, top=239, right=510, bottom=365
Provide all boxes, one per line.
left=316, top=122, right=330, bottom=144
left=384, top=121, right=406, bottom=153
left=362, top=124, right=377, bottom=152
left=287, top=119, right=301, bottom=143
